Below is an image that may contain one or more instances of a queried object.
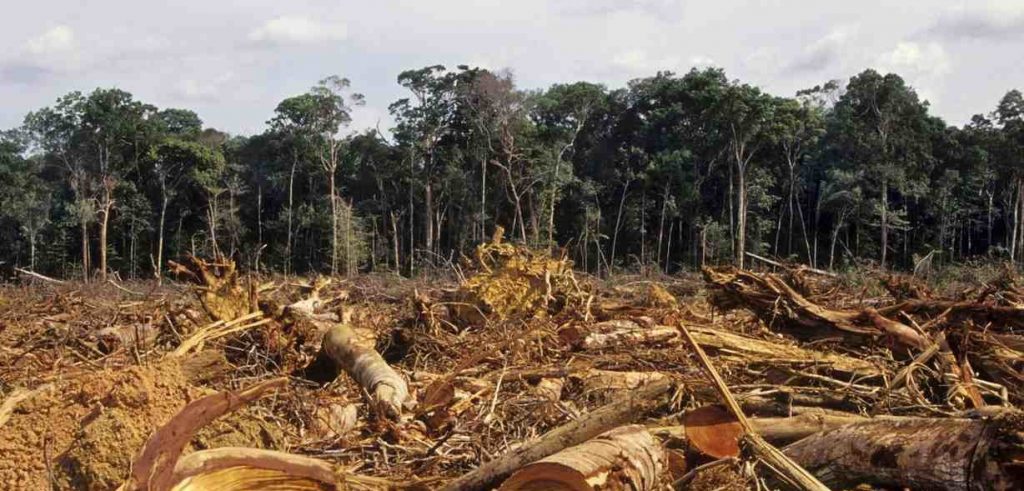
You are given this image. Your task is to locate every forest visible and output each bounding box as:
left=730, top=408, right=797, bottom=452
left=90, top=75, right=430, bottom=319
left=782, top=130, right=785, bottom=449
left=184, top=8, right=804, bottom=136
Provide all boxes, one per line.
left=1, top=65, right=1023, bottom=280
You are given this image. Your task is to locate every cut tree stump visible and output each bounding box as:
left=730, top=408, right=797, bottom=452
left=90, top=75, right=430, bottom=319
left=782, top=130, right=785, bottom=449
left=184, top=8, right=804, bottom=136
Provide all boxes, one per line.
left=497, top=425, right=665, bottom=491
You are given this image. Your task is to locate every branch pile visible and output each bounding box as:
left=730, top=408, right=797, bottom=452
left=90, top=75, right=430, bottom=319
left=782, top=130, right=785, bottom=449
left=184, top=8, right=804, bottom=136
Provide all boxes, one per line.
left=4, top=250, right=1024, bottom=490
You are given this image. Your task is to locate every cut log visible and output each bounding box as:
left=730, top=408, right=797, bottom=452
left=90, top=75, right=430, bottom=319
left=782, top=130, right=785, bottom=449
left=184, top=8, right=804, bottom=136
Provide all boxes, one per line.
left=682, top=406, right=742, bottom=458
left=497, top=425, right=665, bottom=491
left=289, top=302, right=410, bottom=419
left=440, top=378, right=676, bottom=491
left=782, top=411, right=1024, bottom=490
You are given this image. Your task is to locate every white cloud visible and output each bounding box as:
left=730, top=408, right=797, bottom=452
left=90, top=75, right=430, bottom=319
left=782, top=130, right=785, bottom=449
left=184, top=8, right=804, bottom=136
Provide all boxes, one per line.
left=689, top=56, right=716, bottom=69
left=611, top=49, right=680, bottom=74
left=877, top=42, right=950, bottom=78
left=248, top=16, right=348, bottom=46
left=25, top=25, right=75, bottom=54
left=177, top=72, right=235, bottom=101
left=876, top=42, right=950, bottom=104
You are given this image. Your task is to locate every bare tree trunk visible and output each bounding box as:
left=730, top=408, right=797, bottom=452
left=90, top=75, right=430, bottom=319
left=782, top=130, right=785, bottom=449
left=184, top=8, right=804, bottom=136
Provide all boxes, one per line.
left=480, top=159, right=487, bottom=243
left=880, top=177, right=889, bottom=269
left=80, top=215, right=90, bottom=283
left=610, top=179, right=630, bottom=272
left=796, top=194, right=813, bottom=266
left=29, top=231, right=36, bottom=271
left=425, top=180, right=434, bottom=253
left=987, top=191, right=994, bottom=252
left=156, top=196, right=168, bottom=285
left=736, top=164, right=747, bottom=269
left=99, top=196, right=113, bottom=282
left=285, top=156, right=296, bottom=275
left=829, top=210, right=846, bottom=271
left=390, top=211, right=400, bottom=272
left=329, top=169, right=338, bottom=276
left=656, top=184, right=669, bottom=268
left=547, top=157, right=560, bottom=245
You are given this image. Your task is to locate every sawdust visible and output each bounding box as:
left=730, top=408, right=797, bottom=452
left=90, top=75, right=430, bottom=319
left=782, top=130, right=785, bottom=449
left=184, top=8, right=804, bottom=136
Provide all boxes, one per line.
left=0, top=359, right=201, bottom=490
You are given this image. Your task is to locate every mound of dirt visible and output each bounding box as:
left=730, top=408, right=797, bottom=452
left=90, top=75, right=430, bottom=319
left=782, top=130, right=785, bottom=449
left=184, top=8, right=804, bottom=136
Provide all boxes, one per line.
left=0, top=360, right=201, bottom=490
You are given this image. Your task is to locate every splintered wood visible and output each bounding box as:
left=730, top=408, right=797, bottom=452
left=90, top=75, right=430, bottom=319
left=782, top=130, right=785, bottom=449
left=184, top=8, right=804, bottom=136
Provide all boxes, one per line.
left=3, top=249, right=1024, bottom=490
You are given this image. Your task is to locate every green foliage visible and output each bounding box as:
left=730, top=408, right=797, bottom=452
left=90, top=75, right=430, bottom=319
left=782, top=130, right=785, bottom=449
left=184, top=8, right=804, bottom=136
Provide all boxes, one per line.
left=1, top=66, right=1022, bottom=279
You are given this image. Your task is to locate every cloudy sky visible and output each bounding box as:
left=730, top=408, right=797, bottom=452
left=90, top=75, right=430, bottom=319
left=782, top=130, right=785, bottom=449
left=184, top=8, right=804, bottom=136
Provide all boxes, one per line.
left=1, top=0, right=1022, bottom=135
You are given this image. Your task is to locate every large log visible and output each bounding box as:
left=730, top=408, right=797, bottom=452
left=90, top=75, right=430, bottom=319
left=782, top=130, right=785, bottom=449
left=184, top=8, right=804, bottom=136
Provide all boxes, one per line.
left=497, top=425, right=664, bottom=491
left=782, top=411, right=1024, bottom=490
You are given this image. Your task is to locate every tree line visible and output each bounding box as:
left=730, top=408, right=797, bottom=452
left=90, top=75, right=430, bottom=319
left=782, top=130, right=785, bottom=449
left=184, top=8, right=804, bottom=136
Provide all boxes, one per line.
left=1, top=65, right=1022, bottom=281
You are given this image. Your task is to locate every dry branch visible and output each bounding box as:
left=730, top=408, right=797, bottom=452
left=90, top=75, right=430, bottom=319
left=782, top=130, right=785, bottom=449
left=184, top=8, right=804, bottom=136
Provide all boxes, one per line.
left=676, top=322, right=830, bottom=491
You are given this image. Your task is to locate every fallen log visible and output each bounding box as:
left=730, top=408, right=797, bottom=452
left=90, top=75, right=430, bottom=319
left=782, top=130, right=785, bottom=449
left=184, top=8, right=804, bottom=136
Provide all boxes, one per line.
left=654, top=407, right=907, bottom=451
left=880, top=299, right=1024, bottom=330
left=170, top=447, right=405, bottom=491
left=440, top=378, right=676, bottom=491
left=288, top=300, right=410, bottom=420
left=497, top=425, right=664, bottom=490
left=782, top=411, right=1024, bottom=490
left=169, top=257, right=410, bottom=419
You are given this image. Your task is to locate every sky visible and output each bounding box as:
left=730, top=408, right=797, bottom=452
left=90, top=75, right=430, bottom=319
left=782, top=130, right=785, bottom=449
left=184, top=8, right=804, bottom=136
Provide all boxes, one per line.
left=1, top=0, right=1022, bottom=136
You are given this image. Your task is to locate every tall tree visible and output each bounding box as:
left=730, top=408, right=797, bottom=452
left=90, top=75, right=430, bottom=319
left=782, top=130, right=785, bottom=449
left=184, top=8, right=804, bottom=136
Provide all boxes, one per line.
left=717, top=82, right=775, bottom=268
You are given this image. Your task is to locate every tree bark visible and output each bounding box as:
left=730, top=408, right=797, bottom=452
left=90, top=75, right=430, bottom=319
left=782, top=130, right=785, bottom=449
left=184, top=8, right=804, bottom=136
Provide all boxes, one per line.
left=783, top=414, right=1024, bottom=491
left=99, top=193, right=113, bottom=282
left=285, top=155, right=296, bottom=275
